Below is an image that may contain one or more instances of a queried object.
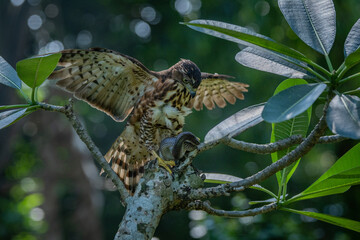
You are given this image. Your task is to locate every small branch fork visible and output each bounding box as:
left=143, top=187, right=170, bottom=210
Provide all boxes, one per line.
left=187, top=201, right=277, bottom=218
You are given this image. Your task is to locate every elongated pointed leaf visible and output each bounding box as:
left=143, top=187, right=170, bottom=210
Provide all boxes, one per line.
left=236, top=47, right=311, bottom=79
left=278, top=0, right=336, bottom=55
left=185, top=20, right=312, bottom=66
left=262, top=83, right=326, bottom=123
left=0, top=108, right=28, bottom=130
left=281, top=208, right=360, bottom=232
left=344, top=19, right=360, bottom=57
left=16, top=53, right=61, bottom=88
left=344, top=19, right=360, bottom=69
left=203, top=173, right=276, bottom=198
left=0, top=56, right=22, bottom=89
left=204, top=103, right=265, bottom=143
left=326, top=94, right=360, bottom=139
left=270, top=79, right=311, bottom=186
left=287, top=143, right=360, bottom=203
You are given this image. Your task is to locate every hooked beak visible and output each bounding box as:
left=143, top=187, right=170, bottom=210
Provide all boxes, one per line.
left=184, top=83, right=196, bottom=97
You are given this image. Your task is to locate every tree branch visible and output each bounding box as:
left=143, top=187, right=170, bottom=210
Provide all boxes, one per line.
left=222, top=134, right=347, bottom=154
left=186, top=99, right=331, bottom=200
left=40, top=100, right=129, bottom=203
left=187, top=201, right=277, bottom=218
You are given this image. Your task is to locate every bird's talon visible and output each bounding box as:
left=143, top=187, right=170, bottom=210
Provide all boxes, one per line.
left=152, top=150, right=175, bottom=174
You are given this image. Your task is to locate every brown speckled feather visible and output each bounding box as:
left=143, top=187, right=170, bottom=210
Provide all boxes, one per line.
left=190, top=73, right=249, bottom=111
left=49, top=48, right=158, bottom=121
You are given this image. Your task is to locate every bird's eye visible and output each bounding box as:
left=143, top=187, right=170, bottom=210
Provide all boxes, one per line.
left=183, top=78, right=190, bottom=83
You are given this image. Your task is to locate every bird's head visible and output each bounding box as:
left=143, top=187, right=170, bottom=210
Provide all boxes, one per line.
left=172, top=59, right=201, bottom=97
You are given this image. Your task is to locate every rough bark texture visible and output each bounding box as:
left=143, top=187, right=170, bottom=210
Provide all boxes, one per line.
left=115, top=159, right=203, bottom=240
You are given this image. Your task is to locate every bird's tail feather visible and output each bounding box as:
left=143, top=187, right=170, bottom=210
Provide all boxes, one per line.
left=103, top=136, right=145, bottom=195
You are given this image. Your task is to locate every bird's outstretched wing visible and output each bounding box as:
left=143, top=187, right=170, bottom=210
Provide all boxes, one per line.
left=49, top=47, right=158, bottom=121
left=191, top=73, right=249, bottom=111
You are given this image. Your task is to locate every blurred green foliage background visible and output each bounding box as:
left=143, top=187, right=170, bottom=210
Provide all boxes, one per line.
left=1, top=0, right=360, bottom=239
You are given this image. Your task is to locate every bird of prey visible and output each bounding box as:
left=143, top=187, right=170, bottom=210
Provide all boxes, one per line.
left=49, top=47, right=248, bottom=194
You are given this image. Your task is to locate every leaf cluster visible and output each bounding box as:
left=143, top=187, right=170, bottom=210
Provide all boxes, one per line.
left=185, top=0, right=360, bottom=232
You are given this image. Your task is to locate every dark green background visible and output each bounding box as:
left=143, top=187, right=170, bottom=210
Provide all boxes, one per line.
left=0, top=0, right=359, bottom=239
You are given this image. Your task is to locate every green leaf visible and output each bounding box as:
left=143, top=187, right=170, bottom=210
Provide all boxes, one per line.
left=278, top=0, right=336, bottom=55
left=185, top=20, right=312, bottom=66
left=204, top=103, right=265, bottom=143
left=281, top=208, right=360, bottom=232
left=203, top=173, right=276, bottom=198
left=235, top=47, right=311, bottom=79
left=0, top=108, right=28, bottom=130
left=344, top=18, right=360, bottom=57
left=16, top=53, right=61, bottom=88
left=326, top=94, right=360, bottom=139
left=344, top=47, right=360, bottom=69
left=0, top=56, right=22, bottom=89
left=270, top=79, right=312, bottom=187
left=287, top=143, right=360, bottom=203
left=262, top=83, right=326, bottom=123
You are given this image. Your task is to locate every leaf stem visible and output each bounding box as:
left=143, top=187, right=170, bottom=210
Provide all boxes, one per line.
left=0, top=104, right=30, bottom=111
left=336, top=65, right=350, bottom=82
left=306, top=61, right=332, bottom=78
left=335, top=62, right=346, bottom=75
left=19, top=89, right=31, bottom=103
left=31, top=57, right=42, bottom=103
left=339, top=72, right=360, bottom=84
left=325, top=54, right=334, bottom=72
left=304, top=67, right=329, bottom=83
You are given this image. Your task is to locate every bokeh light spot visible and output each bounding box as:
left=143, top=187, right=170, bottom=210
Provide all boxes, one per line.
left=76, top=30, right=92, bottom=48
left=188, top=210, right=206, bottom=221
left=175, top=0, right=192, bottom=15
left=190, top=225, right=207, bottom=238
left=20, top=177, right=37, bottom=192
left=27, top=14, right=43, bottom=30
left=44, top=4, right=59, bottom=18
left=134, top=20, right=151, bottom=38
left=10, top=0, right=25, bottom=7
left=30, top=207, right=45, bottom=221
left=27, top=0, right=41, bottom=7
left=22, top=121, right=38, bottom=137
left=141, top=6, right=156, bottom=22
left=255, top=1, right=270, bottom=16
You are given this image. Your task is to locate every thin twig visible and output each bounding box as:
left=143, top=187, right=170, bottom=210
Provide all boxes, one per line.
left=40, top=100, right=129, bottom=202
left=187, top=201, right=277, bottom=218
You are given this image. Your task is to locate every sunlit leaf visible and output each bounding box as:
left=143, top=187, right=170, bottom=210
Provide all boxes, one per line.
left=281, top=208, right=360, bottom=232
left=16, top=53, right=61, bottom=88
left=0, top=108, right=28, bottom=130
left=278, top=0, right=336, bottom=55
left=287, top=143, right=360, bottom=203
left=344, top=18, right=360, bottom=57
left=0, top=56, right=22, bottom=89
left=204, top=103, right=265, bottom=143
left=270, top=79, right=311, bottom=186
left=326, top=94, right=360, bottom=139
left=184, top=20, right=312, bottom=66
left=262, top=83, right=326, bottom=123
left=203, top=173, right=276, bottom=198
left=235, top=47, right=311, bottom=79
